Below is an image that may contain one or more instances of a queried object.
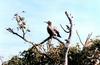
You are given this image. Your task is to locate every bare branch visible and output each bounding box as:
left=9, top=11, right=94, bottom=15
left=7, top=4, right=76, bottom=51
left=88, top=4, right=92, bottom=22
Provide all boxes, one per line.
left=85, top=33, right=92, bottom=45
left=22, top=28, right=25, bottom=38
left=65, top=44, right=70, bottom=65
left=6, top=28, right=34, bottom=45
left=40, top=36, right=64, bottom=45
left=76, top=30, right=85, bottom=47
left=60, top=24, right=69, bottom=33
left=85, top=33, right=92, bottom=44
left=64, top=11, right=73, bottom=65
left=40, top=36, right=51, bottom=44
left=66, top=25, right=70, bottom=30
left=53, top=37, right=64, bottom=44
left=65, top=11, right=72, bottom=25
left=65, top=11, right=72, bottom=41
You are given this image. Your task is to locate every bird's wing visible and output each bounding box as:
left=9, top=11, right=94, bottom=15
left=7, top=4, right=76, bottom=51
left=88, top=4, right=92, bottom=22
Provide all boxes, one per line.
left=54, top=29, right=61, bottom=37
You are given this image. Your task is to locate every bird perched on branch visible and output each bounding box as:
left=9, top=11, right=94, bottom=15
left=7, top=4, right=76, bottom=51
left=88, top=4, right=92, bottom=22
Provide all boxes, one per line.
left=14, top=14, right=26, bottom=29
left=14, top=13, right=30, bottom=32
left=45, top=21, right=61, bottom=38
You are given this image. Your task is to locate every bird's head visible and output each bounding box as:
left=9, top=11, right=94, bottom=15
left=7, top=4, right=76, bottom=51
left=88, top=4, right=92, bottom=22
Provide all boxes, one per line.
left=45, top=21, right=52, bottom=25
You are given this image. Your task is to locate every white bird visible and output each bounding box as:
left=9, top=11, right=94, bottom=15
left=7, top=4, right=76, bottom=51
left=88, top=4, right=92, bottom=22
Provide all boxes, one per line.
left=14, top=14, right=30, bottom=32
left=14, top=14, right=26, bottom=29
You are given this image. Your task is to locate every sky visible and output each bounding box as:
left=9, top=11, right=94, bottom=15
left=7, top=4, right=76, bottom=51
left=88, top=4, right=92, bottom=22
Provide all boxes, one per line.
left=0, top=0, right=100, bottom=64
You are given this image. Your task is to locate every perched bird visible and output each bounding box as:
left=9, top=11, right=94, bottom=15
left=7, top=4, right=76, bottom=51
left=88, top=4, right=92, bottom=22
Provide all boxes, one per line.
left=14, top=14, right=26, bottom=29
left=14, top=14, right=30, bottom=32
left=45, top=21, right=61, bottom=38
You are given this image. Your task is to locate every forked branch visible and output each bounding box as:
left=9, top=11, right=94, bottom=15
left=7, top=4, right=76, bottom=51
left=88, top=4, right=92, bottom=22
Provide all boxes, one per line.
left=61, top=11, right=73, bottom=65
left=6, top=28, right=34, bottom=45
left=61, top=11, right=73, bottom=44
left=76, top=30, right=85, bottom=47
left=40, top=36, right=64, bottom=44
left=65, top=11, right=72, bottom=41
left=60, top=24, right=69, bottom=33
left=85, top=33, right=92, bottom=45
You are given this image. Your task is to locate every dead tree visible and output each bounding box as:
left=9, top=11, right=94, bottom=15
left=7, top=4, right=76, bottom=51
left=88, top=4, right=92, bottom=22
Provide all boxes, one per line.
left=60, top=11, right=73, bottom=65
left=6, top=13, right=64, bottom=65
left=6, top=11, right=72, bottom=65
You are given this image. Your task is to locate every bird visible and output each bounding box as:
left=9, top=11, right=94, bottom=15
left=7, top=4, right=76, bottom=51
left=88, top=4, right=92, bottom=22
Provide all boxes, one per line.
left=14, top=14, right=26, bottom=29
left=14, top=13, right=30, bottom=32
left=45, top=21, right=61, bottom=38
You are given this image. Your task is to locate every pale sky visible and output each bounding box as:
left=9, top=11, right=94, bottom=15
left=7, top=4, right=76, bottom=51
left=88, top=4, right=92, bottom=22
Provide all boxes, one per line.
left=0, top=0, right=100, bottom=64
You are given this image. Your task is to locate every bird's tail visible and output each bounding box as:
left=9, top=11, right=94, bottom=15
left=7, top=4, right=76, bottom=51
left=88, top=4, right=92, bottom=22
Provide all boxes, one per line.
left=57, top=33, right=61, bottom=38
left=54, top=29, right=61, bottom=38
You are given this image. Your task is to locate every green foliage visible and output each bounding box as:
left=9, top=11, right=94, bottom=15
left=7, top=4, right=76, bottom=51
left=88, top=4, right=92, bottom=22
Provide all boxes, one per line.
left=7, top=56, right=22, bottom=65
left=2, top=39, right=100, bottom=65
left=92, top=39, right=100, bottom=50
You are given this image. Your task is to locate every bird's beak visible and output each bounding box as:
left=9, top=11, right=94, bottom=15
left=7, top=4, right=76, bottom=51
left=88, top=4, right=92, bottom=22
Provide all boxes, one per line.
left=44, top=21, right=48, bottom=24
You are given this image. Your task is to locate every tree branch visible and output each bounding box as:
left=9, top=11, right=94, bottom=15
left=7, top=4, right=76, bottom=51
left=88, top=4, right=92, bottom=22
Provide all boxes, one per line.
left=63, top=11, right=73, bottom=65
left=85, top=33, right=92, bottom=45
left=6, top=28, right=34, bottom=45
left=76, top=30, right=85, bottom=47
left=40, top=36, right=64, bottom=45
left=53, top=37, right=64, bottom=44
left=40, top=36, right=51, bottom=44
left=60, top=24, right=69, bottom=33
left=65, top=11, right=72, bottom=41
left=65, top=11, right=72, bottom=25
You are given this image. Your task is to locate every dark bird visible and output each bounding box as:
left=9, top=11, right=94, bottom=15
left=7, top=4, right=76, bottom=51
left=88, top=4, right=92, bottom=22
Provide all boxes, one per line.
left=45, top=21, right=61, bottom=38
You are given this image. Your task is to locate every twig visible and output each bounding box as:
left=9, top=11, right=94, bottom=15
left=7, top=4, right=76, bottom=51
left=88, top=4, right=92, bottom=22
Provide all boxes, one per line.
left=85, top=33, right=92, bottom=45
left=40, top=36, right=64, bottom=45
left=76, top=30, right=85, bottom=47
left=40, top=36, right=51, bottom=44
left=22, top=28, right=25, bottom=38
left=53, top=37, right=64, bottom=44
left=65, top=11, right=72, bottom=41
left=6, top=28, right=34, bottom=45
left=65, top=11, right=72, bottom=25
left=60, top=24, right=69, bottom=33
